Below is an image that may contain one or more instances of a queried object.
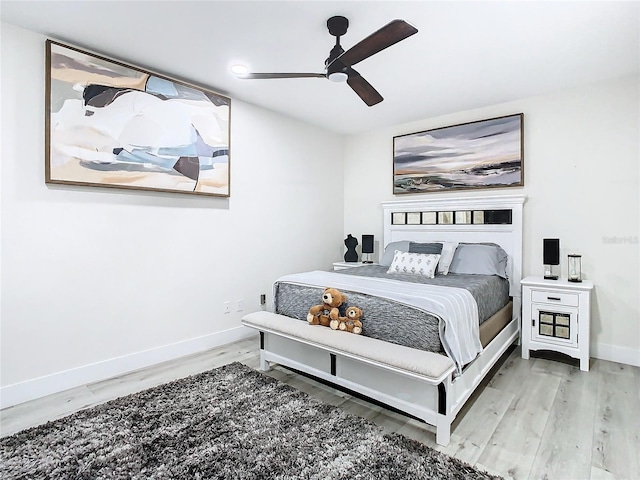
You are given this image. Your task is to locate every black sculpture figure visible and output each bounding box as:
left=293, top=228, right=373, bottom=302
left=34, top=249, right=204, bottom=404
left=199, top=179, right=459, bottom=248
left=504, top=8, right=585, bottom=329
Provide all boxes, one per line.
left=344, top=234, right=358, bottom=262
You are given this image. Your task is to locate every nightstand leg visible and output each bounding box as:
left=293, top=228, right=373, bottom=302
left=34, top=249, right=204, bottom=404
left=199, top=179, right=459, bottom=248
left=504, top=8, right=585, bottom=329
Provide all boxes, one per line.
left=580, top=356, right=589, bottom=372
left=522, top=348, right=530, bottom=360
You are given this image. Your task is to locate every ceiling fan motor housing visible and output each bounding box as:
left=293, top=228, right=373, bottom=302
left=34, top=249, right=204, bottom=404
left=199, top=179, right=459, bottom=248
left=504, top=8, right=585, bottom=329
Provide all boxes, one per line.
left=326, top=44, right=345, bottom=66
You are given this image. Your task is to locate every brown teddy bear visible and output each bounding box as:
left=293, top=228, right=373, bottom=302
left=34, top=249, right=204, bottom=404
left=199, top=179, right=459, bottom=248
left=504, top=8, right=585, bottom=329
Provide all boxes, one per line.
left=307, top=288, right=347, bottom=327
left=330, top=306, right=363, bottom=334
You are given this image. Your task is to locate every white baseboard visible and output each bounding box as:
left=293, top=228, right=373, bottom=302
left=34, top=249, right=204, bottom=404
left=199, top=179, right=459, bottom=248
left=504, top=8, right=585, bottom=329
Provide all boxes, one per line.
left=1, top=326, right=257, bottom=409
left=4, top=332, right=635, bottom=409
left=592, top=342, right=640, bottom=367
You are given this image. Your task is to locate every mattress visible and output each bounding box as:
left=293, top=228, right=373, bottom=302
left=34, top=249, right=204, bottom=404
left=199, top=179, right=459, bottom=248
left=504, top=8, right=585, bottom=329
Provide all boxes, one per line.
left=274, top=265, right=510, bottom=355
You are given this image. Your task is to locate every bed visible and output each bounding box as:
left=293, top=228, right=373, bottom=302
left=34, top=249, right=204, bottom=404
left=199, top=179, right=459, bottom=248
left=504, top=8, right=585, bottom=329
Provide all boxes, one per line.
left=242, top=194, right=526, bottom=445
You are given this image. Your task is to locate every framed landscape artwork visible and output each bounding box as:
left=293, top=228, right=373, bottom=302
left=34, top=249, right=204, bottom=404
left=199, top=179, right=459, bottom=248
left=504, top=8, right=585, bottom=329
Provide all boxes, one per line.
left=46, top=40, right=231, bottom=197
left=393, top=113, right=523, bottom=194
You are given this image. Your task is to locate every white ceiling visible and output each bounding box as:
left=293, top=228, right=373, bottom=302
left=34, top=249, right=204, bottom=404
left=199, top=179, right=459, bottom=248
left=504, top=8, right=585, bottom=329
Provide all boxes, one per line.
left=2, top=1, right=639, bottom=135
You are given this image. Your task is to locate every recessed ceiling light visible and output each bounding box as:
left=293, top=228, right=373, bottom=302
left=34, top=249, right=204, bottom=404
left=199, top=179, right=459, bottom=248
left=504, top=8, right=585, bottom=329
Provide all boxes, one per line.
left=230, top=64, right=248, bottom=75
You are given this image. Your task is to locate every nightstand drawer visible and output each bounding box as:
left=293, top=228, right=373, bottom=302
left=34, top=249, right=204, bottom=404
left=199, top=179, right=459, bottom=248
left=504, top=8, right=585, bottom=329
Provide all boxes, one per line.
left=531, top=290, right=578, bottom=307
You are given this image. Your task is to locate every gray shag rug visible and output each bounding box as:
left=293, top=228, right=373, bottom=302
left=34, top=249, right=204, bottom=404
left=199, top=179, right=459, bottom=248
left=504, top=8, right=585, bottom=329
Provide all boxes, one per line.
left=1, top=362, right=501, bottom=479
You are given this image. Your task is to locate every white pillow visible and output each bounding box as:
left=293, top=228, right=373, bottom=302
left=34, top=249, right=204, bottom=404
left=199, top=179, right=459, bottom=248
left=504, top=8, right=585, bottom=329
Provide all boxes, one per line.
left=386, top=250, right=441, bottom=278
left=435, top=241, right=459, bottom=275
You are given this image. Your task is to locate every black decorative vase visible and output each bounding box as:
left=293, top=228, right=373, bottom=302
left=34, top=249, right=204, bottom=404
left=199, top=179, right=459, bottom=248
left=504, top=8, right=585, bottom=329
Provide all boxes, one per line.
left=344, top=234, right=358, bottom=262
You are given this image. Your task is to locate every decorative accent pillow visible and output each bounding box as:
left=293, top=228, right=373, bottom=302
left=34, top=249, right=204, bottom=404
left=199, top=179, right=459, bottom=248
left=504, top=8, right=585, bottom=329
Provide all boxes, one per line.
left=433, top=241, right=459, bottom=275
left=408, top=242, right=443, bottom=255
left=386, top=250, right=441, bottom=278
left=448, top=243, right=509, bottom=278
left=380, top=241, right=411, bottom=266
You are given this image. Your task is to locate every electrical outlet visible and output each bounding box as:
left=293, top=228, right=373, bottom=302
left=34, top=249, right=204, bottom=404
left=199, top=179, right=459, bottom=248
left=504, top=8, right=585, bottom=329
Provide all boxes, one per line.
left=224, top=301, right=231, bottom=314
left=260, top=294, right=266, bottom=305
left=236, top=300, right=243, bottom=312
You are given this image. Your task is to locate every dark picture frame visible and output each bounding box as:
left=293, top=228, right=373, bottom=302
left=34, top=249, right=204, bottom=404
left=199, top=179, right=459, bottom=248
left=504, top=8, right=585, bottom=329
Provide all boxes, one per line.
left=46, top=40, right=231, bottom=197
left=393, top=113, right=523, bottom=194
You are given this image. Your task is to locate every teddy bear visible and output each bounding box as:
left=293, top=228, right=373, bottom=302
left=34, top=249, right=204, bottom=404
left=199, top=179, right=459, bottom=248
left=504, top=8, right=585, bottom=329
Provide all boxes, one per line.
left=330, top=306, right=363, bottom=335
left=307, top=287, right=347, bottom=327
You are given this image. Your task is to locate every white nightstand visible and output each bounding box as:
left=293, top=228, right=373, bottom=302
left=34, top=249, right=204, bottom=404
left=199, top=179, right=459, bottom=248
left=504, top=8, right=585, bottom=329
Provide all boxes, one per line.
left=332, top=261, right=374, bottom=271
left=521, top=276, right=594, bottom=371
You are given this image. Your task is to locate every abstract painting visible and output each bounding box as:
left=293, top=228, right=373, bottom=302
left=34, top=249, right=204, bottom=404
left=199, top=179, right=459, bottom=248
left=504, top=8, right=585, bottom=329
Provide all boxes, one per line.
left=393, top=114, right=523, bottom=194
left=46, top=40, right=231, bottom=197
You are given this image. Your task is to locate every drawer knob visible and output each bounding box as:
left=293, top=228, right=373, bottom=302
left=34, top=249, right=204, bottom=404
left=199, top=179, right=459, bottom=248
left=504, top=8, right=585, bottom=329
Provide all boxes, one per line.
left=547, top=296, right=562, bottom=301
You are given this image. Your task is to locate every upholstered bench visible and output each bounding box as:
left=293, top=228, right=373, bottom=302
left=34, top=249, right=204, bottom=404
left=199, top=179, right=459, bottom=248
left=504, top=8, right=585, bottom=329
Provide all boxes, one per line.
left=242, top=311, right=455, bottom=382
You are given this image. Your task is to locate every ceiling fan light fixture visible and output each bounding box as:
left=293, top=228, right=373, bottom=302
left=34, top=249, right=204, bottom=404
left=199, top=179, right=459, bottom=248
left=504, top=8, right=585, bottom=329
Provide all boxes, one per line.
left=328, top=71, right=348, bottom=83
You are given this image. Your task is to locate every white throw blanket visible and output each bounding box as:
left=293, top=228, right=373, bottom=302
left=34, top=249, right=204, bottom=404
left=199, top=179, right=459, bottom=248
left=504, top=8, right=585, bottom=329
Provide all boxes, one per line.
left=276, top=270, right=483, bottom=374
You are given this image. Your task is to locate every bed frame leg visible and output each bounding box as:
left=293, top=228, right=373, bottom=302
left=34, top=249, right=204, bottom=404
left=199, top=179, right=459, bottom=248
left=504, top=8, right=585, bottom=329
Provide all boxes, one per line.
left=436, top=417, right=451, bottom=446
left=258, top=332, right=271, bottom=371
left=259, top=354, right=271, bottom=371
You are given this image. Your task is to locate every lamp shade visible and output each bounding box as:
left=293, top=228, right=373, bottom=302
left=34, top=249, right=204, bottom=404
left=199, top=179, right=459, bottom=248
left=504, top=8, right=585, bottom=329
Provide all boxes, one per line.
left=362, top=235, right=374, bottom=254
left=543, top=239, right=560, bottom=265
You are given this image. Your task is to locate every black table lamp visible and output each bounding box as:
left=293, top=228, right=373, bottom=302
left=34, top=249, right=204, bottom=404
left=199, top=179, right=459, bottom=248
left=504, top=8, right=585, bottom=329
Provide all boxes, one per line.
left=543, top=238, right=560, bottom=280
left=362, top=235, right=374, bottom=263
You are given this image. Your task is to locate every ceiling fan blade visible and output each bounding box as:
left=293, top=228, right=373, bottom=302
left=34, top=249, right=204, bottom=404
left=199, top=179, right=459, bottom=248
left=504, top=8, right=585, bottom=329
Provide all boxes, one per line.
left=237, top=73, right=325, bottom=79
left=347, top=69, right=383, bottom=106
left=337, top=19, right=418, bottom=67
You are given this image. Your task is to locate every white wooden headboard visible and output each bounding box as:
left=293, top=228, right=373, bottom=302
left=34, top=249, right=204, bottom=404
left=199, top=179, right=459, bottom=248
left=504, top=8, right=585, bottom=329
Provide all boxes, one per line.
left=381, top=194, right=526, bottom=299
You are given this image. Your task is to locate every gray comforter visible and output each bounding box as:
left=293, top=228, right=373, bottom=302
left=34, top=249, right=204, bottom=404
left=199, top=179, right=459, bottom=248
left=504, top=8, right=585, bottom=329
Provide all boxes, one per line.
left=274, top=265, right=509, bottom=354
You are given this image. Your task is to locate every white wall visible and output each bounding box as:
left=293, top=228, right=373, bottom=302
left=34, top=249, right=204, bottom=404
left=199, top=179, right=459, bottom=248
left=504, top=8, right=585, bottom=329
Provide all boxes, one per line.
left=344, top=75, right=640, bottom=366
left=0, top=23, right=344, bottom=405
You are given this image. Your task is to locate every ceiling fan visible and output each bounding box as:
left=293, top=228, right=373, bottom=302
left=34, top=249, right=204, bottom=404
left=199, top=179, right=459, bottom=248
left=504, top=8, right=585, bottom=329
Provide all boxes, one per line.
left=236, top=16, right=418, bottom=107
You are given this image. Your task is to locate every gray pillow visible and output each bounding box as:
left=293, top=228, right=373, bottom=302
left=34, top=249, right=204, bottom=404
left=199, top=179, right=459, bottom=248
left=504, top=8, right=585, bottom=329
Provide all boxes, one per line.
left=448, top=243, right=509, bottom=278
left=380, top=241, right=411, bottom=266
left=408, top=242, right=443, bottom=255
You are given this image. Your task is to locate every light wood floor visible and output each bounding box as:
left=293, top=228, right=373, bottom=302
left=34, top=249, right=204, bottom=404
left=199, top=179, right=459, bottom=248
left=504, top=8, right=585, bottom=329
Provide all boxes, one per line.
left=2, top=337, right=638, bottom=480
